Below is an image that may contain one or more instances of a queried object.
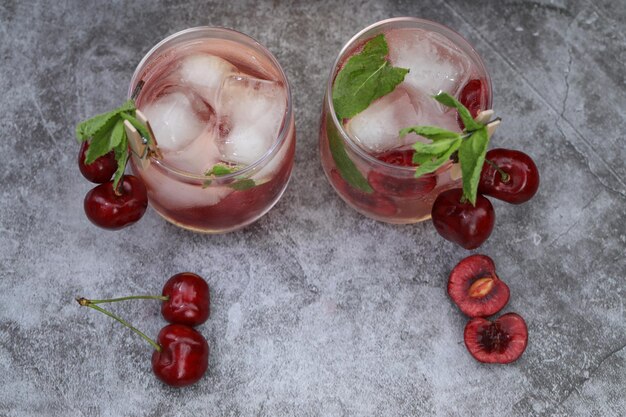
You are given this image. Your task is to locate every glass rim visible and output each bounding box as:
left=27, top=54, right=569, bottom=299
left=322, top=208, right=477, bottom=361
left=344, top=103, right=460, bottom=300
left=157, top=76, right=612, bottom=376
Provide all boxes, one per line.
left=324, top=17, right=493, bottom=173
left=128, top=26, right=293, bottom=182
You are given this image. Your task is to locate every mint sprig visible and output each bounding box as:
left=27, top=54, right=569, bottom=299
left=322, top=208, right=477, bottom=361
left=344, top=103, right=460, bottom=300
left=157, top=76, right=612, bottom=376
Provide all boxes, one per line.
left=400, top=92, right=494, bottom=205
left=75, top=100, right=152, bottom=190
left=332, top=34, right=409, bottom=120
left=203, top=164, right=256, bottom=191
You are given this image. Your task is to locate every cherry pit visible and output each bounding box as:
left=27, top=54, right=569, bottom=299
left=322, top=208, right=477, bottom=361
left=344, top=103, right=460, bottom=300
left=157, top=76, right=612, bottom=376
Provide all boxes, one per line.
left=77, top=272, right=211, bottom=387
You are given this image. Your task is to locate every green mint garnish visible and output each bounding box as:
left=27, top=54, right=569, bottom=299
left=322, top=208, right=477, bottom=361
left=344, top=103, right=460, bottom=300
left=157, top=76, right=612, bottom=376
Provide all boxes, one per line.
left=75, top=99, right=153, bottom=190
left=326, top=118, right=373, bottom=193
left=332, top=34, right=409, bottom=120
left=203, top=164, right=256, bottom=191
left=400, top=92, right=493, bottom=206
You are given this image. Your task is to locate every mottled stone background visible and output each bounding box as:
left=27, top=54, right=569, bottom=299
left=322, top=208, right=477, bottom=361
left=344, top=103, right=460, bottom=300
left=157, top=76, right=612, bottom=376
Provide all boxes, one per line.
left=0, top=0, right=624, bottom=416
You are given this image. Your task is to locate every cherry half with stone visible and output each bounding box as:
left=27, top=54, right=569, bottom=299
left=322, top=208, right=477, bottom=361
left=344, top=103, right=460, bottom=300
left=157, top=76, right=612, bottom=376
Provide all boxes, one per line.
left=448, top=254, right=509, bottom=318
left=464, top=312, right=528, bottom=364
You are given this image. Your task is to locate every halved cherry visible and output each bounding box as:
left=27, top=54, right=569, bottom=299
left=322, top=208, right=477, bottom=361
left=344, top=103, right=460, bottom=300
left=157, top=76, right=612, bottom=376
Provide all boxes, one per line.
left=330, top=169, right=397, bottom=217
left=448, top=254, right=509, bottom=317
left=457, top=79, right=487, bottom=130
left=464, top=313, right=528, bottom=364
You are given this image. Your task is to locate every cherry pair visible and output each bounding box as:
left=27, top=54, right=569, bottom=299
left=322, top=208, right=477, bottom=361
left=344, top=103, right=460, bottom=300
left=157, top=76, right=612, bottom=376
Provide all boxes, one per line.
left=78, top=272, right=211, bottom=387
left=79, top=142, right=148, bottom=230
left=448, top=254, right=528, bottom=364
left=431, top=148, right=540, bottom=249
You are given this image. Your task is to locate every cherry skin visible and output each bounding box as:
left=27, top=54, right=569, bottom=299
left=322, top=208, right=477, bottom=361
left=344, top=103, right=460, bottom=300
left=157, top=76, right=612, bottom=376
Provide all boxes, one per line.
left=370, top=150, right=437, bottom=198
left=84, top=175, right=148, bottom=230
left=376, top=149, right=416, bottom=167
left=161, top=273, right=210, bottom=326
left=78, top=141, right=118, bottom=183
left=479, top=148, right=540, bottom=204
left=151, top=324, right=209, bottom=387
left=431, top=188, right=495, bottom=250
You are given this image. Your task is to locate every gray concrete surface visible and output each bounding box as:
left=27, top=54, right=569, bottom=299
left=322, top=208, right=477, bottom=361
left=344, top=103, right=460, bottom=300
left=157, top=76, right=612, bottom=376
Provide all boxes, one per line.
left=1, top=0, right=625, bottom=416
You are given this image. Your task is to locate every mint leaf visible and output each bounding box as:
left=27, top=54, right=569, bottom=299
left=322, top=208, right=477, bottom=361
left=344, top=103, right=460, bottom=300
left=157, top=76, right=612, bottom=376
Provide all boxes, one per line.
left=326, top=118, right=373, bottom=193
left=332, top=34, right=409, bottom=119
left=400, top=126, right=461, bottom=142
left=458, top=126, right=489, bottom=205
left=76, top=100, right=135, bottom=142
left=205, top=164, right=236, bottom=176
left=434, top=92, right=481, bottom=132
left=412, top=138, right=462, bottom=178
left=412, top=137, right=463, bottom=155
left=85, top=118, right=125, bottom=164
left=230, top=179, right=256, bottom=191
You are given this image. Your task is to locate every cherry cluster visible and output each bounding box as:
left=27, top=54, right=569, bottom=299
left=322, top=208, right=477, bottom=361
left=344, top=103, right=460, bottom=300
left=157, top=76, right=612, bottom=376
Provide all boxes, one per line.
left=78, top=272, right=211, bottom=387
left=78, top=142, right=148, bottom=230
left=448, top=254, right=528, bottom=364
left=432, top=148, right=540, bottom=249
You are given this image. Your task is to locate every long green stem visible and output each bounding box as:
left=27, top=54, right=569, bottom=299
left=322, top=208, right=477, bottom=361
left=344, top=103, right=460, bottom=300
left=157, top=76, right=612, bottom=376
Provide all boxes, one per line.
left=86, top=295, right=168, bottom=304
left=77, top=298, right=161, bottom=352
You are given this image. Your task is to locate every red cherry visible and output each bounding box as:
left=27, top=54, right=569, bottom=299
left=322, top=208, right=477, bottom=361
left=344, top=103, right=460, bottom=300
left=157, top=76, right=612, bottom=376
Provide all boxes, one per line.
left=152, top=324, right=209, bottom=387
left=457, top=79, right=487, bottom=129
left=161, top=273, right=210, bottom=326
left=376, top=149, right=416, bottom=167
left=479, top=148, right=540, bottom=204
left=84, top=175, right=148, bottom=230
left=78, top=141, right=118, bottom=183
left=368, top=171, right=436, bottom=198
left=330, top=169, right=397, bottom=216
left=448, top=254, right=509, bottom=317
left=464, top=313, right=528, bottom=364
left=431, top=188, right=495, bottom=250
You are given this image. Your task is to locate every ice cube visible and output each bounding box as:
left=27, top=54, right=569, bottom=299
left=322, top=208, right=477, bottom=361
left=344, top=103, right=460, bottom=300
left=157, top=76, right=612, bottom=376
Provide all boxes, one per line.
left=387, top=29, right=471, bottom=97
left=163, top=126, right=223, bottom=174
left=178, top=54, right=238, bottom=106
left=142, top=165, right=233, bottom=210
left=216, top=75, right=287, bottom=165
left=345, top=87, right=422, bottom=153
left=141, top=91, right=208, bottom=152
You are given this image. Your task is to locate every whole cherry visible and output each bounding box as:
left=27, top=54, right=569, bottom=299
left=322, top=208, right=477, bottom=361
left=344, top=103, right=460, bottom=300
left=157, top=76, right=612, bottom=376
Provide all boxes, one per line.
left=479, top=148, right=540, bottom=204
left=78, top=141, right=118, bottom=183
left=464, top=312, right=528, bottom=364
left=84, top=175, right=148, bottom=230
left=162, top=273, right=211, bottom=326
left=431, top=188, right=495, bottom=250
left=76, top=298, right=210, bottom=387
left=457, top=79, right=487, bottom=129
left=152, top=324, right=210, bottom=387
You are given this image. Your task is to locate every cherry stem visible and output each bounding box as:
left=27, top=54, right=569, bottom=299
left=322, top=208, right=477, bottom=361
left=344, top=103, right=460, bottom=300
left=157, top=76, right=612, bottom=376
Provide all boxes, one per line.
left=486, top=159, right=510, bottom=183
left=86, top=295, right=169, bottom=304
left=76, top=297, right=161, bottom=352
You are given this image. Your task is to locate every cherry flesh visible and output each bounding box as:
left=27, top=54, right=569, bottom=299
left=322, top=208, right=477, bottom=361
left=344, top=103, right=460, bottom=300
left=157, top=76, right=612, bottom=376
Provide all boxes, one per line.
left=152, top=324, right=209, bottom=387
left=479, top=148, right=540, bottom=204
left=448, top=254, right=509, bottom=318
left=84, top=175, right=148, bottom=230
left=330, top=169, right=397, bottom=217
left=431, top=188, right=495, bottom=250
left=457, top=79, right=487, bottom=130
left=464, top=312, right=528, bottom=364
left=78, top=141, right=118, bottom=183
left=161, top=273, right=210, bottom=326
